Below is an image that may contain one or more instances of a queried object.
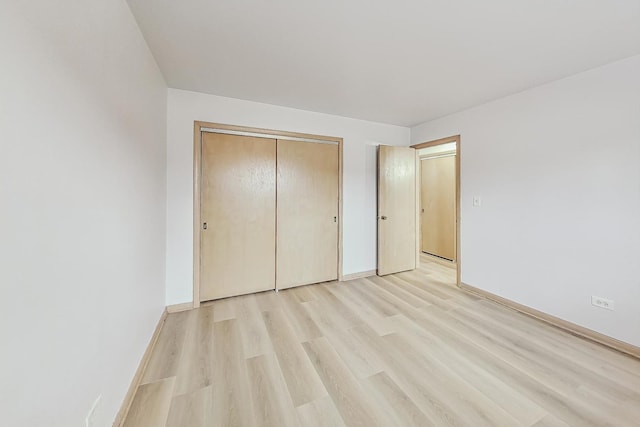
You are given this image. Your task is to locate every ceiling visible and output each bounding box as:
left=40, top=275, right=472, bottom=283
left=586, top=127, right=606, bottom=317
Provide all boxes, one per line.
left=126, top=0, right=640, bottom=127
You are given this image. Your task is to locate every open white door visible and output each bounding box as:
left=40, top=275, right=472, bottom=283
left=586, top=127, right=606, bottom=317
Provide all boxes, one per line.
left=377, top=145, right=417, bottom=275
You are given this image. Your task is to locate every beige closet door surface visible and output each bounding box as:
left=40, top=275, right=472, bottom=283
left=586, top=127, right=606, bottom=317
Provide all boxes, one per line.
left=276, top=139, right=339, bottom=289
left=421, top=155, right=456, bottom=260
left=200, top=132, right=276, bottom=301
left=377, top=145, right=417, bottom=276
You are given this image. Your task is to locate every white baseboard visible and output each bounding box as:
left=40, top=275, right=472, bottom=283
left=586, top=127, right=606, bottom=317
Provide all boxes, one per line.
left=460, top=282, right=640, bottom=360
left=166, top=302, right=194, bottom=313
left=113, top=308, right=168, bottom=426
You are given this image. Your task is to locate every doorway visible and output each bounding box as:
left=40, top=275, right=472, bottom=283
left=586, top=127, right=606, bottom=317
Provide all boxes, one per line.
left=412, top=135, right=460, bottom=287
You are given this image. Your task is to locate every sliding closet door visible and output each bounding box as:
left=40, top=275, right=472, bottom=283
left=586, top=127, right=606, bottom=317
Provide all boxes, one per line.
left=276, top=139, right=339, bottom=289
left=421, top=155, right=456, bottom=260
left=200, top=132, right=276, bottom=301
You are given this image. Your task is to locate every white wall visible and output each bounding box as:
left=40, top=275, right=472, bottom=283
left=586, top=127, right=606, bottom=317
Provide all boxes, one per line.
left=166, top=89, right=410, bottom=304
left=0, top=1, right=167, bottom=426
left=412, top=55, right=640, bottom=347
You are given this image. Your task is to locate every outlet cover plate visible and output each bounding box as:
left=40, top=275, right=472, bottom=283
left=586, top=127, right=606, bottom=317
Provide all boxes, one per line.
left=592, top=296, right=614, bottom=311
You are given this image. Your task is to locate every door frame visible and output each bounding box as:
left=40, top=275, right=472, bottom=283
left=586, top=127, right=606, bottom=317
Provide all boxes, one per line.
left=192, top=121, right=344, bottom=308
left=411, top=135, right=461, bottom=288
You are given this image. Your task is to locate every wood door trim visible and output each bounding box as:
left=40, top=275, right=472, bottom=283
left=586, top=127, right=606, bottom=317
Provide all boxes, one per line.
left=193, top=121, right=202, bottom=308
left=415, top=150, right=420, bottom=269
left=411, top=135, right=460, bottom=149
left=411, top=135, right=461, bottom=288
left=195, top=121, right=342, bottom=143
left=193, top=121, right=344, bottom=308
left=419, top=150, right=456, bottom=160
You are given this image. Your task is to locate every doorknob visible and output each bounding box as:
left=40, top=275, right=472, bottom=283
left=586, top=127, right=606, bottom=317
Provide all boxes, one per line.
left=380, top=216, right=387, bottom=220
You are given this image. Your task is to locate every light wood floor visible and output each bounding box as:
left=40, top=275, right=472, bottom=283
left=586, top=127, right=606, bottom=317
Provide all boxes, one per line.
left=123, top=256, right=640, bottom=426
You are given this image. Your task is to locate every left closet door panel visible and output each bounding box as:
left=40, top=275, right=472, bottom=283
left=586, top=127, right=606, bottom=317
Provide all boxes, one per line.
left=200, top=132, right=276, bottom=301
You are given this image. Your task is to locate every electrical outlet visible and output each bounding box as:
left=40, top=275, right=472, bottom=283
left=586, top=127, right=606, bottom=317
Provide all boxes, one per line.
left=85, top=395, right=101, bottom=427
left=473, top=196, right=482, bottom=207
left=592, top=296, right=614, bottom=311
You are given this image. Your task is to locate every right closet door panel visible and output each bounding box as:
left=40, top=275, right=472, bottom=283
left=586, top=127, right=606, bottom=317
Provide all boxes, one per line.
left=276, top=139, right=339, bottom=289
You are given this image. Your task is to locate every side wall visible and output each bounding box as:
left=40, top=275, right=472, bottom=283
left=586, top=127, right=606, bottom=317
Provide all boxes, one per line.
left=412, top=55, right=640, bottom=347
left=0, top=1, right=167, bottom=425
left=166, top=89, right=410, bottom=304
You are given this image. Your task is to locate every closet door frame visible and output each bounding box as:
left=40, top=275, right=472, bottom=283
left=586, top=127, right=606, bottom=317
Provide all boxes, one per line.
left=192, top=121, right=343, bottom=309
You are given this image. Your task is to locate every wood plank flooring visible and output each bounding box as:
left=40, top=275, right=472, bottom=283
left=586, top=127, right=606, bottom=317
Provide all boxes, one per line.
left=123, top=256, right=640, bottom=426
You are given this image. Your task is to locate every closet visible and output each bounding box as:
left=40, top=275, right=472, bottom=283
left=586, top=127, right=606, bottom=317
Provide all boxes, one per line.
left=198, top=129, right=340, bottom=302
left=420, top=153, right=456, bottom=260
